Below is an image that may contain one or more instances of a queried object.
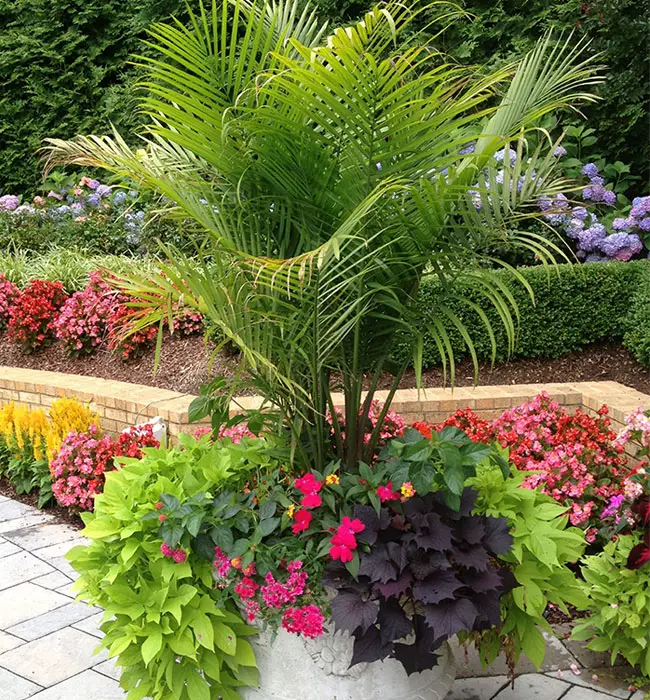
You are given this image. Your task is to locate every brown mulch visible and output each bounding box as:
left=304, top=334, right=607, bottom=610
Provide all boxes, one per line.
left=1, top=335, right=650, bottom=396
left=0, top=477, right=83, bottom=529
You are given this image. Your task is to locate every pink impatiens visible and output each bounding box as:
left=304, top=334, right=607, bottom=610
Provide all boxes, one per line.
left=329, top=516, right=365, bottom=563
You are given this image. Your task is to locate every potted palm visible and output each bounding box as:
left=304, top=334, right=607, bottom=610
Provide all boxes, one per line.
left=50, top=0, right=601, bottom=697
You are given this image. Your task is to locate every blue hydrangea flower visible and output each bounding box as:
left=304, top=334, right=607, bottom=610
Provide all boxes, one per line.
left=96, top=184, right=112, bottom=198
left=589, top=176, right=605, bottom=186
left=128, top=190, right=139, bottom=198
left=87, top=193, right=101, bottom=207
left=55, top=205, right=71, bottom=215
left=602, top=190, right=617, bottom=206
left=612, top=217, right=634, bottom=231
left=460, top=143, right=476, bottom=155
left=571, top=206, right=588, bottom=220
left=113, top=191, right=127, bottom=205
left=553, top=146, right=567, bottom=157
left=565, top=219, right=585, bottom=239
left=581, top=162, right=599, bottom=178
left=584, top=253, right=605, bottom=263
left=494, top=148, right=517, bottom=167
left=639, top=218, right=650, bottom=232
left=578, top=224, right=606, bottom=251
left=538, top=195, right=552, bottom=212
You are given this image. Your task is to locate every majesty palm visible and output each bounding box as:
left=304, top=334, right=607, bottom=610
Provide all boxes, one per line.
left=44, top=0, right=601, bottom=471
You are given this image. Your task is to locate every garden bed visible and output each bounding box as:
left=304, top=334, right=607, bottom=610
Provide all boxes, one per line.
left=1, top=335, right=649, bottom=396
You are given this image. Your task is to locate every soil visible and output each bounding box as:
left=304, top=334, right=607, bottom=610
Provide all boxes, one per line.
left=1, top=335, right=649, bottom=397
left=0, top=477, right=83, bottom=529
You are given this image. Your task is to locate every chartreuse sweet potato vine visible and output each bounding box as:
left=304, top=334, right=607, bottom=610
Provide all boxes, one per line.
left=66, top=435, right=281, bottom=700
left=462, top=462, right=588, bottom=671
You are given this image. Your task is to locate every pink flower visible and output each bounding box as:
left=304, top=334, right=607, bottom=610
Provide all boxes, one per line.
left=234, top=577, right=259, bottom=599
left=329, top=542, right=355, bottom=562
left=300, top=492, right=322, bottom=509
left=294, top=473, right=323, bottom=496
left=281, top=604, right=325, bottom=639
left=376, top=481, right=400, bottom=503
left=172, top=550, right=187, bottom=564
left=291, top=510, right=313, bottom=534
left=161, top=542, right=174, bottom=557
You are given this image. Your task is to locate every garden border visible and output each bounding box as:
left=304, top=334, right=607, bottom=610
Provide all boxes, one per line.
left=0, top=366, right=648, bottom=455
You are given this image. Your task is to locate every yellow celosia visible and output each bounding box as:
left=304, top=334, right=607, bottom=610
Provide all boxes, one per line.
left=0, top=403, right=16, bottom=445
left=28, top=409, right=49, bottom=462
left=45, top=397, right=101, bottom=461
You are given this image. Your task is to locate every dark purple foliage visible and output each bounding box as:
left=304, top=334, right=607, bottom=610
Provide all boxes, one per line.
left=324, top=488, right=515, bottom=674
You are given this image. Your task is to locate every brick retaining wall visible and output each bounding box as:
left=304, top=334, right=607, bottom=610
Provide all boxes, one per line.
left=0, top=367, right=648, bottom=451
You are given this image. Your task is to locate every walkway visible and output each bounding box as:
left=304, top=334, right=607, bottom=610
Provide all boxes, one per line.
left=0, top=494, right=643, bottom=700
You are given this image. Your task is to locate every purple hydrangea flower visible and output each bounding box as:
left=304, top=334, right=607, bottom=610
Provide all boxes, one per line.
left=602, top=190, right=617, bottom=206
left=565, top=219, right=585, bottom=239
left=460, top=143, right=476, bottom=155
left=538, top=195, right=552, bottom=212
left=571, top=206, right=588, bottom=221
left=612, top=217, right=634, bottom=231
left=590, top=176, right=605, bottom=186
left=113, top=191, right=127, bottom=205
left=600, top=232, right=643, bottom=261
left=639, top=218, right=650, bottom=232
left=582, top=162, right=599, bottom=178
left=578, top=223, right=606, bottom=251
left=96, top=184, right=112, bottom=197
left=54, top=205, right=71, bottom=215
left=494, top=147, right=517, bottom=167
left=584, top=253, right=605, bottom=263
left=553, top=145, right=567, bottom=157
left=87, top=193, right=101, bottom=207
left=630, top=197, right=650, bottom=218
left=0, top=194, right=19, bottom=211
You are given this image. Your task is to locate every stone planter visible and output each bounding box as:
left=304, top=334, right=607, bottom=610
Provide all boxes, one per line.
left=240, top=626, right=456, bottom=700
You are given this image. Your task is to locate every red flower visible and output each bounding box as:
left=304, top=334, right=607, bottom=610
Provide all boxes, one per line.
left=294, top=473, right=323, bottom=496
left=234, top=576, right=259, bottom=599
left=301, top=492, right=322, bottom=509
left=329, top=543, right=355, bottom=562
left=376, top=481, right=400, bottom=503
left=340, top=516, right=365, bottom=534
left=291, top=509, right=313, bottom=534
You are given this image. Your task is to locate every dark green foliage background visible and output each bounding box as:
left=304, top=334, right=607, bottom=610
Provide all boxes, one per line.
left=0, top=0, right=647, bottom=193
left=0, top=0, right=186, bottom=192
left=395, top=261, right=649, bottom=367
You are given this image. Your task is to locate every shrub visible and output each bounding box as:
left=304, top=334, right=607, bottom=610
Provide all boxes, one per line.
left=54, top=272, right=118, bottom=356
left=572, top=534, right=650, bottom=676
left=395, top=260, right=648, bottom=367
left=67, top=435, right=270, bottom=700
left=623, top=272, right=650, bottom=366
left=50, top=425, right=115, bottom=511
left=7, top=279, right=67, bottom=352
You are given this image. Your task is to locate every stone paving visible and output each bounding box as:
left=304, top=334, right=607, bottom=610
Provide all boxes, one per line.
left=0, top=494, right=644, bottom=700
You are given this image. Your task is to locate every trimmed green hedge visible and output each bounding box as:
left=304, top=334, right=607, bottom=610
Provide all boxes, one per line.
left=623, top=269, right=650, bottom=367
left=397, top=261, right=649, bottom=368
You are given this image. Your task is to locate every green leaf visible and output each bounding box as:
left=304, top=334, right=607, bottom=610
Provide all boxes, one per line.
left=257, top=517, right=280, bottom=538
left=234, top=638, right=257, bottom=667
left=214, top=622, right=237, bottom=655
left=82, top=518, right=122, bottom=539
left=185, top=668, right=211, bottom=700
left=443, top=464, right=466, bottom=496
left=521, top=623, right=546, bottom=668
left=345, top=550, right=360, bottom=579
left=141, top=630, right=163, bottom=666
left=191, top=612, right=215, bottom=650
left=211, top=526, right=234, bottom=553
left=258, top=501, right=276, bottom=520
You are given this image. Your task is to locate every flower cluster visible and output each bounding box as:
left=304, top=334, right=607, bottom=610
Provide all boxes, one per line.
left=537, top=157, right=647, bottom=262
left=215, top=553, right=326, bottom=637
left=8, top=280, right=67, bottom=352
left=327, top=399, right=406, bottom=455
left=54, top=272, right=118, bottom=356
left=415, top=393, right=629, bottom=533
left=0, top=274, right=19, bottom=331
left=217, top=422, right=258, bottom=443
left=49, top=425, right=115, bottom=510
left=328, top=515, right=365, bottom=562
left=173, top=309, right=203, bottom=337
left=114, top=423, right=159, bottom=459
left=160, top=542, right=187, bottom=564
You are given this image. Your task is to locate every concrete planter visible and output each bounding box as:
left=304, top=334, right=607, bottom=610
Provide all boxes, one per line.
left=240, top=626, right=456, bottom=700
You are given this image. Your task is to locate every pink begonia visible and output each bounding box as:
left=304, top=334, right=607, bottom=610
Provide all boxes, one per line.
left=0, top=274, right=19, bottom=331
left=281, top=604, right=325, bottom=639
left=54, top=271, right=119, bottom=356
left=50, top=425, right=115, bottom=510
left=218, top=422, right=257, bottom=443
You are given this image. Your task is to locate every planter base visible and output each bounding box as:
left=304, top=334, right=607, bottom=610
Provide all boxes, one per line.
left=241, top=628, right=456, bottom=700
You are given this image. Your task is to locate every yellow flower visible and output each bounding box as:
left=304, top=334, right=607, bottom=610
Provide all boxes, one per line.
left=325, top=474, right=340, bottom=485
left=46, top=397, right=100, bottom=460
left=286, top=504, right=296, bottom=519
left=400, top=481, right=416, bottom=500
